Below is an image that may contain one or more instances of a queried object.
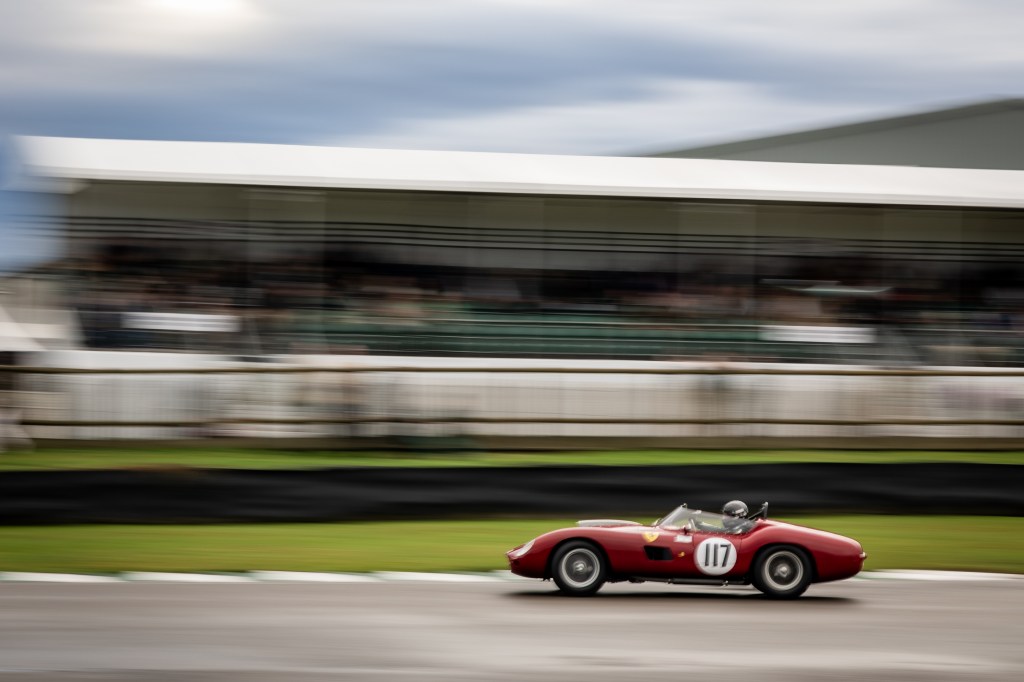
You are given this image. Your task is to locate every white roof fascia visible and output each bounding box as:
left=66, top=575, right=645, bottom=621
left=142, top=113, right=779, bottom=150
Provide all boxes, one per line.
left=9, top=135, right=1024, bottom=209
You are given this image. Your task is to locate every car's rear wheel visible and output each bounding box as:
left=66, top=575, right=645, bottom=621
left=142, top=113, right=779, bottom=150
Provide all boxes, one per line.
left=752, top=546, right=812, bottom=599
left=552, top=541, right=607, bottom=596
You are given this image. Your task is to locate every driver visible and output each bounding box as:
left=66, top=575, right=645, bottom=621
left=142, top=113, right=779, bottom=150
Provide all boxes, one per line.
left=721, top=499, right=753, bottom=533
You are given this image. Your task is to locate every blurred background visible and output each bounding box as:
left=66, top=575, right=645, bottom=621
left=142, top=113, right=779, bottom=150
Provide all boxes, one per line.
left=4, top=114, right=1024, bottom=445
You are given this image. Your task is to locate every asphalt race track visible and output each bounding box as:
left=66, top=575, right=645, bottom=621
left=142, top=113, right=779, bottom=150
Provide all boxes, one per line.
left=0, top=578, right=1021, bottom=681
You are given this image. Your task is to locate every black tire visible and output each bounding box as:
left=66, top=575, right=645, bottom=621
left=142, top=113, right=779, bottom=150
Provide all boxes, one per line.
left=551, top=540, right=607, bottom=596
left=752, top=546, right=812, bottom=599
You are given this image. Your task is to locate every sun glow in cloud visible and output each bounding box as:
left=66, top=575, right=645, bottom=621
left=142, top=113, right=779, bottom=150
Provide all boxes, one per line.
left=150, top=0, right=252, bottom=17
left=74, top=0, right=265, bottom=54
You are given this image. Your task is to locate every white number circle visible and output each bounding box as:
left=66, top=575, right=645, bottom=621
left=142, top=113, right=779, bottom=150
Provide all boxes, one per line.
left=696, top=538, right=737, bottom=576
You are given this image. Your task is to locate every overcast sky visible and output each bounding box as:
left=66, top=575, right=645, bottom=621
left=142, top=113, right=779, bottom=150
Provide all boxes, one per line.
left=2, top=0, right=1023, bottom=265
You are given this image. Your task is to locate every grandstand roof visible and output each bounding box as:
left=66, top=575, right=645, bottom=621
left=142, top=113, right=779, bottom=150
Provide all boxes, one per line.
left=11, top=135, right=1024, bottom=209
left=648, top=99, right=1024, bottom=170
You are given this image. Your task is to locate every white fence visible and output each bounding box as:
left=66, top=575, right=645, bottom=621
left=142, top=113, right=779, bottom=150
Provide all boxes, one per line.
left=5, top=350, right=1024, bottom=443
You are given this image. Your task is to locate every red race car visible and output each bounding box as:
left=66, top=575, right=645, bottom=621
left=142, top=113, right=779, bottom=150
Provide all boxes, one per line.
left=506, top=500, right=866, bottom=599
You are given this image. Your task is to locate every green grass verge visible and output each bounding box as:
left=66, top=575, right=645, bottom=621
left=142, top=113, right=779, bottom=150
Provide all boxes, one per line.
left=1, top=516, right=1021, bottom=574
left=3, top=448, right=1023, bottom=471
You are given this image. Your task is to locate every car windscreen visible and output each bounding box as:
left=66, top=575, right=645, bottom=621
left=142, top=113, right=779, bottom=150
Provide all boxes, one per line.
left=658, top=506, right=755, bottom=535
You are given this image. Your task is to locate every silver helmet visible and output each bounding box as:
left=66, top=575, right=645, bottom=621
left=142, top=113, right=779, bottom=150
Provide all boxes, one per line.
left=722, top=500, right=748, bottom=518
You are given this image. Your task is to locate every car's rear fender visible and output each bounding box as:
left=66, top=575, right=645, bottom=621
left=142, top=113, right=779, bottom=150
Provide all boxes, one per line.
left=747, top=542, right=818, bottom=582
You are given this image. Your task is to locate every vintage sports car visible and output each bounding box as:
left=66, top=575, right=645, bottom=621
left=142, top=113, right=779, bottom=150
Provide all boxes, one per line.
left=506, top=501, right=866, bottom=599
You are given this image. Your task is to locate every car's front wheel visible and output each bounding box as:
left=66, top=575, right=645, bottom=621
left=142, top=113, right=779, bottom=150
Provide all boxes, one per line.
left=752, top=546, right=812, bottom=599
left=552, top=541, right=607, bottom=596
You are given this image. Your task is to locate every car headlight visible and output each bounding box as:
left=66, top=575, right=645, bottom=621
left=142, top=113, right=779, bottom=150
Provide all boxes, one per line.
left=509, top=539, right=534, bottom=559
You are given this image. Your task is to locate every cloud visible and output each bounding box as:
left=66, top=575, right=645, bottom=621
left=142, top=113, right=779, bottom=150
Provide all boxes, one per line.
left=336, top=79, right=883, bottom=154
left=0, top=0, right=1020, bottom=153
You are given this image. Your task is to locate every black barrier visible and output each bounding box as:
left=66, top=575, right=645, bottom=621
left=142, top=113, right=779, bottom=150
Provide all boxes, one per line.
left=0, top=463, right=1020, bottom=524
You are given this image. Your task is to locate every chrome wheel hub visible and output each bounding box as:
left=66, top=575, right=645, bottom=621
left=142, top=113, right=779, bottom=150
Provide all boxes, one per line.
left=561, top=548, right=599, bottom=587
left=763, top=550, right=803, bottom=591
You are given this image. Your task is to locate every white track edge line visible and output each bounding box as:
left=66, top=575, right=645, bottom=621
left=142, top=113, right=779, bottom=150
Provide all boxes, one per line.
left=1, top=570, right=1021, bottom=583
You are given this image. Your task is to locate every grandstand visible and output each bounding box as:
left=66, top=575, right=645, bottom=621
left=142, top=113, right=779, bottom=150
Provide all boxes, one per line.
left=10, top=136, right=1024, bottom=366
